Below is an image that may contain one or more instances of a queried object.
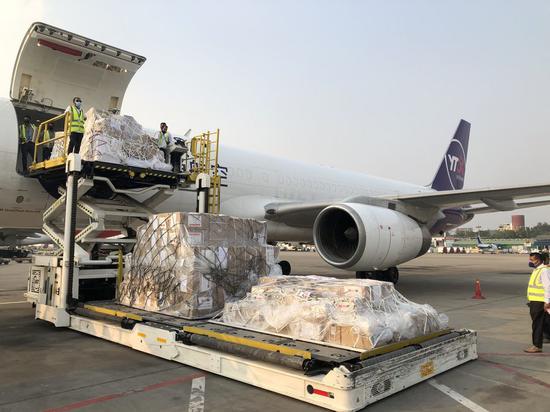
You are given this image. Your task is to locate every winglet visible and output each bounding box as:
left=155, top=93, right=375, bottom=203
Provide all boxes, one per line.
left=431, top=120, right=470, bottom=191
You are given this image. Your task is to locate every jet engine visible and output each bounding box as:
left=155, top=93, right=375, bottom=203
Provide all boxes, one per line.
left=313, top=203, right=431, bottom=271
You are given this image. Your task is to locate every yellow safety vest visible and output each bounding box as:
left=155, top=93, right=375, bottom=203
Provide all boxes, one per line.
left=157, top=131, right=169, bottom=146
left=527, top=266, right=546, bottom=302
left=19, top=124, right=36, bottom=143
left=70, top=106, right=85, bottom=133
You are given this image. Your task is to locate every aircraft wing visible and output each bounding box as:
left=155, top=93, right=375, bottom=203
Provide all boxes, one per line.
left=463, top=198, right=550, bottom=214
left=385, top=183, right=550, bottom=211
left=264, top=184, right=550, bottom=227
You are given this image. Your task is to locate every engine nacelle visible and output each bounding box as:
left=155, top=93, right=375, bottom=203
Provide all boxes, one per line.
left=313, top=203, right=431, bottom=271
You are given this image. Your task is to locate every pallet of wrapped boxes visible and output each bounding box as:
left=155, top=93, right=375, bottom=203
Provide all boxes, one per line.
left=51, top=107, right=171, bottom=171
left=118, top=212, right=280, bottom=319
left=221, top=276, right=449, bottom=350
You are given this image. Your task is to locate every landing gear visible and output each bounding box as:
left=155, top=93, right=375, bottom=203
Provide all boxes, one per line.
left=278, top=260, right=292, bottom=276
left=356, top=267, right=399, bottom=284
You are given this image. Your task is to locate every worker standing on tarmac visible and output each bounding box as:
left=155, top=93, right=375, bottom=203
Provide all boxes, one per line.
left=524, top=252, right=550, bottom=353
left=65, top=97, right=86, bottom=154
left=19, top=115, right=36, bottom=172
left=157, top=122, right=174, bottom=167
left=41, top=123, right=55, bottom=161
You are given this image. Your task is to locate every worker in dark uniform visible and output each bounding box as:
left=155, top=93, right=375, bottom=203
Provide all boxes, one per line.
left=65, top=97, right=86, bottom=154
left=524, top=252, right=550, bottom=353
left=19, top=116, right=36, bottom=172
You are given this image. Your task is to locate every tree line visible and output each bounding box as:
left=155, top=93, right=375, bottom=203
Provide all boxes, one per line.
left=454, top=222, right=550, bottom=239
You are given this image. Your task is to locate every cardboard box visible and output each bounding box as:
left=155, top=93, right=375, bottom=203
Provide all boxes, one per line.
left=326, top=324, right=373, bottom=350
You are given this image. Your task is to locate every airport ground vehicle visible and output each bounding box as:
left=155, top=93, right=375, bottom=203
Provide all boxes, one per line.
left=0, top=247, right=30, bottom=259
left=13, top=256, right=33, bottom=263
left=0, top=258, right=9, bottom=265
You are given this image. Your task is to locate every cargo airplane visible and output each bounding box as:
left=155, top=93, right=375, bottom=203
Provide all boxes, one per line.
left=2, top=22, right=550, bottom=283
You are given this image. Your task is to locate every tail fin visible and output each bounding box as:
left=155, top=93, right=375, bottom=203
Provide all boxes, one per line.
left=476, top=235, right=482, bottom=245
left=431, top=119, right=470, bottom=191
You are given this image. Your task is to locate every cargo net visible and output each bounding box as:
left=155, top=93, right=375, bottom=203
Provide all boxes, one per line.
left=52, top=107, right=171, bottom=171
left=220, top=276, right=449, bottom=350
left=118, top=212, right=280, bottom=319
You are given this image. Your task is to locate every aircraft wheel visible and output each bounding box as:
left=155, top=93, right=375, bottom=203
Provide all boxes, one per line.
left=278, top=260, right=291, bottom=276
left=385, top=267, right=399, bottom=284
left=356, top=268, right=399, bottom=284
left=356, top=271, right=374, bottom=279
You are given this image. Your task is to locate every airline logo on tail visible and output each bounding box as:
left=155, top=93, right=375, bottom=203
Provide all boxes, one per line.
left=431, top=120, right=470, bottom=191
left=444, top=139, right=466, bottom=189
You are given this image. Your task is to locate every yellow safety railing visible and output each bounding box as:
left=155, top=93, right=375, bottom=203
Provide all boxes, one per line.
left=29, top=112, right=71, bottom=171
left=190, top=129, right=221, bottom=214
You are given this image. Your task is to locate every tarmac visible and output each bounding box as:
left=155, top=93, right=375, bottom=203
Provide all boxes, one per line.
left=1, top=253, right=549, bottom=412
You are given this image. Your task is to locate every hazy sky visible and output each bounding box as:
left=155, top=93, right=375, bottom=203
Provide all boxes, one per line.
left=2, top=0, right=550, bottom=229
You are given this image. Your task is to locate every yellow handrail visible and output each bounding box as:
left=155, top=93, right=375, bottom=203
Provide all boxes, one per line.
left=189, top=129, right=221, bottom=213
left=30, top=112, right=70, bottom=171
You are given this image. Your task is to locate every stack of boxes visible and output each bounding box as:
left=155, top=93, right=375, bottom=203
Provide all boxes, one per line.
left=70, top=107, right=172, bottom=171
left=222, top=276, right=448, bottom=350
left=118, top=212, right=279, bottom=319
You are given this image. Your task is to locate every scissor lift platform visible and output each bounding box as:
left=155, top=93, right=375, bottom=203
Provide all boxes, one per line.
left=28, top=160, right=185, bottom=198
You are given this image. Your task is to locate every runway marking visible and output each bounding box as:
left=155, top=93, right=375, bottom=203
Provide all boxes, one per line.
left=43, top=372, right=206, bottom=412
left=479, top=352, right=550, bottom=357
left=455, top=369, right=526, bottom=391
left=0, top=300, right=27, bottom=305
left=479, top=359, right=550, bottom=389
left=188, top=376, right=206, bottom=412
left=427, top=379, right=490, bottom=412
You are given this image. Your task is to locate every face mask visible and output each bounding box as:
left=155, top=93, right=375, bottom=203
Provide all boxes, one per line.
left=529, top=262, right=537, bottom=268
left=75, top=101, right=81, bottom=108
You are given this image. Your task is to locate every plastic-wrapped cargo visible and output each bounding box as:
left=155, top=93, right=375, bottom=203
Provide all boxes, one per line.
left=118, top=212, right=279, bottom=319
left=51, top=108, right=172, bottom=171
left=221, top=276, right=448, bottom=350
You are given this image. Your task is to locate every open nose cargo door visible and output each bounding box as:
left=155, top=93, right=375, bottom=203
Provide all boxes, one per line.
left=10, top=22, right=146, bottom=115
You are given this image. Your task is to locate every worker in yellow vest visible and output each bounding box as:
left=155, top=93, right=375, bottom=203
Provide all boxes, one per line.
left=157, top=122, right=174, bottom=166
left=524, top=252, right=550, bottom=353
left=41, top=123, right=55, bottom=161
left=65, top=97, right=86, bottom=154
left=19, top=115, right=36, bottom=172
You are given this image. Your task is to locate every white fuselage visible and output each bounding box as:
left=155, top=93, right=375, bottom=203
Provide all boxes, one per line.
left=0, top=97, right=432, bottom=240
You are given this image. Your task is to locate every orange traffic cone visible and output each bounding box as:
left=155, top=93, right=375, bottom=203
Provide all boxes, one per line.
left=472, top=279, right=486, bottom=299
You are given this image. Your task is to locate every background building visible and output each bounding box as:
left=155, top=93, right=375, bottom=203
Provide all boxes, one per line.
left=511, top=215, right=525, bottom=230
left=497, top=223, right=512, bottom=231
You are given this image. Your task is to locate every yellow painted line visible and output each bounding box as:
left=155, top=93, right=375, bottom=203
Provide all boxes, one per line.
left=183, top=326, right=311, bottom=359
left=359, top=329, right=453, bottom=361
left=83, top=304, right=143, bottom=322
left=157, top=337, right=167, bottom=344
